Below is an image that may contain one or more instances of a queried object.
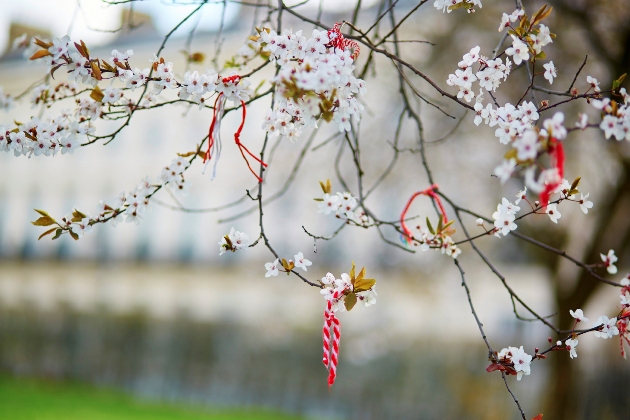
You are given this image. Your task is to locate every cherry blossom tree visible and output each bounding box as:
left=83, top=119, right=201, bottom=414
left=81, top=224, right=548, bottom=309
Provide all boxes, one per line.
left=3, top=0, right=630, bottom=418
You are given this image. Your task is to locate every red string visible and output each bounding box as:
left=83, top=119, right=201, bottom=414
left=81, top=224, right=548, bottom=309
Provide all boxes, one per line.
left=234, top=100, right=267, bottom=183
left=539, top=138, right=564, bottom=208
left=204, top=85, right=268, bottom=183
left=203, top=93, right=222, bottom=164
left=399, top=184, right=448, bottom=245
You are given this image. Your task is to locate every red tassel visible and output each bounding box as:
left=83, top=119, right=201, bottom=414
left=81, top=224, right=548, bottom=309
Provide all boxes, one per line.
left=539, top=138, right=564, bottom=208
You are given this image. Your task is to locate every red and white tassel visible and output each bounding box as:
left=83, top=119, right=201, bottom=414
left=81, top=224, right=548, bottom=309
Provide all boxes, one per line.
left=327, top=22, right=360, bottom=60
left=328, top=312, right=341, bottom=387
left=322, top=289, right=342, bottom=388
left=322, top=300, right=333, bottom=367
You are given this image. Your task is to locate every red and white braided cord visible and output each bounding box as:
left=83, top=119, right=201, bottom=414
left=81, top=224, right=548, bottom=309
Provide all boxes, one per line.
left=328, top=311, right=341, bottom=387
left=322, top=299, right=333, bottom=367
left=322, top=289, right=342, bottom=387
left=327, top=22, right=360, bottom=60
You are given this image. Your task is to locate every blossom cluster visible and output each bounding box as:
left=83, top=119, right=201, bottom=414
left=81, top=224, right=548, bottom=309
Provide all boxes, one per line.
left=264, top=252, right=312, bottom=277
left=88, top=155, right=190, bottom=228
left=315, top=179, right=370, bottom=225
left=593, top=88, right=630, bottom=141
left=219, top=227, right=250, bottom=255
left=446, top=46, right=512, bottom=102
left=486, top=179, right=593, bottom=234
left=495, top=346, right=532, bottom=381
left=408, top=221, right=462, bottom=258
left=0, top=112, right=94, bottom=157
left=320, top=264, right=377, bottom=312
left=492, top=112, right=569, bottom=192
left=256, top=27, right=366, bottom=138
left=433, top=0, right=482, bottom=13
left=32, top=156, right=191, bottom=240
left=317, top=190, right=359, bottom=220
left=15, top=35, right=253, bottom=126
left=499, top=9, right=554, bottom=64
left=491, top=197, right=521, bottom=236
left=559, top=305, right=628, bottom=360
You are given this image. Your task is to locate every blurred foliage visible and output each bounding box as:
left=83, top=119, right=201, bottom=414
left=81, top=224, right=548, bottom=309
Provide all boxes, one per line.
left=0, top=375, right=306, bottom=420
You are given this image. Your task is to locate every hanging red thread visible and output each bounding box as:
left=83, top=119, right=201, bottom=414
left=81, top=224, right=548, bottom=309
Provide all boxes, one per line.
left=399, top=184, right=448, bottom=246
left=327, top=22, right=361, bottom=60
left=538, top=137, right=564, bottom=208
left=203, top=75, right=268, bottom=183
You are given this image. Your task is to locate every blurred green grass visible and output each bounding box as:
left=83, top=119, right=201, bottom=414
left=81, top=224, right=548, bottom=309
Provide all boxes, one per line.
left=0, top=375, right=305, bottom=420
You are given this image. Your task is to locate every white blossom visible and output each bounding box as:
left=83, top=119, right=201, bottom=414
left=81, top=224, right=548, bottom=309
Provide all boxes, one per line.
left=593, top=315, right=619, bottom=339
left=601, top=249, right=618, bottom=274
left=546, top=203, right=561, bottom=223
left=543, top=61, right=557, bottom=84
left=569, top=309, right=589, bottom=324
left=265, top=259, right=280, bottom=277
left=294, top=252, right=312, bottom=271
left=565, top=338, right=578, bottom=359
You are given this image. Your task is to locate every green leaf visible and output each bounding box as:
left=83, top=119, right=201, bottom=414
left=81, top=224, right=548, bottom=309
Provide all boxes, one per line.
left=319, top=180, right=331, bottom=194
left=570, top=176, right=581, bottom=191
left=38, top=227, right=57, bottom=240
left=34, top=209, right=52, bottom=218
left=281, top=258, right=294, bottom=273
left=344, top=292, right=357, bottom=311
left=32, top=216, right=56, bottom=226
left=90, top=86, right=104, bottom=102
left=504, top=149, right=518, bottom=160
left=321, top=111, right=334, bottom=122
left=52, top=229, right=63, bottom=240
left=29, top=49, right=51, bottom=60
left=426, top=217, right=435, bottom=235
left=613, top=73, right=627, bottom=91
left=440, top=220, right=455, bottom=233
left=72, top=209, right=86, bottom=222
left=531, top=4, right=547, bottom=24
left=354, top=278, right=376, bottom=293
left=69, top=230, right=79, bottom=241
left=448, top=1, right=472, bottom=10
left=356, top=266, right=366, bottom=282
left=90, top=61, right=102, bottom=80
left=537, top=5, right=553, bottom=22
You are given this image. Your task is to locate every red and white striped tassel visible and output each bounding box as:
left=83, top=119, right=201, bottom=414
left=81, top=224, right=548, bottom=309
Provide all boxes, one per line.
left=327, top=22, right=361, bottom=60
left=328, top=312, right=341, bottom=387
left=322, top=289, right=342, bottom=388
left=322, top=299, right=333, bottom=367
